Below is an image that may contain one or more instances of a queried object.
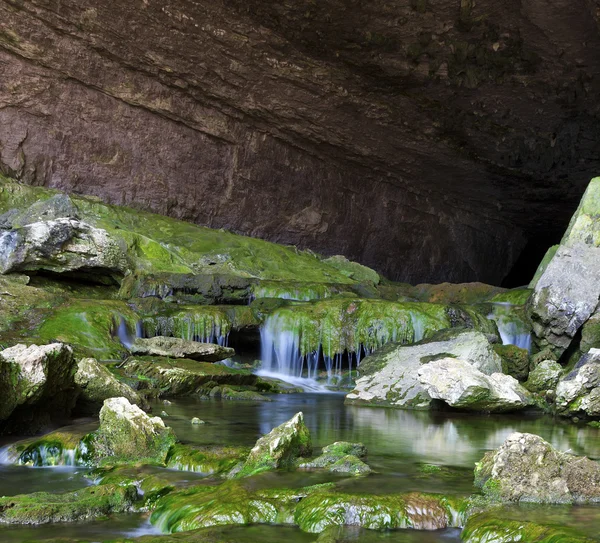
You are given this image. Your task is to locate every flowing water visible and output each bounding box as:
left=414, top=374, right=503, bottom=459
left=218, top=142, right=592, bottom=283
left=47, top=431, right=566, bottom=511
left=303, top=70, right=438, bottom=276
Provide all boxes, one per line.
left=3, top=393, right=599, bottom=542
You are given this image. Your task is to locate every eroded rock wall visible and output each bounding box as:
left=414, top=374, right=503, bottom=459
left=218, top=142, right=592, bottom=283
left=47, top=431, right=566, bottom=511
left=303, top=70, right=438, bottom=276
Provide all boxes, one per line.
left=1, top=0, right=599, bottom=282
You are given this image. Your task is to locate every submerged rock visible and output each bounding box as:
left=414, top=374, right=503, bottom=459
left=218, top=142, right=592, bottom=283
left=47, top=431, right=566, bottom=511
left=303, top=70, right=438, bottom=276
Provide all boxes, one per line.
left=0, top=343, right=77, bottom=434
left=529, top=178, right=600, bottom=357
left=210, top=386, right=272, bottom=402
left=232, top=412, right=312, bottom=478
left=86, top=397, right=176, bottom=465
left=0, top=218, right=128, bottom=283
left=0, top=484, right=138, bottom=525
left=130, top=336, right=234, bottom=362
left=474, top=432, right=600, bottom=503
left=555, top=349, right=600, bottom=418
left=462, top=513, right=597, bottom=543
left=418, top=358, right=533, bottom=412
left=74, top=358, right=148, bottom=414
left=345, top=329, right=502, bottom=409
left=165, top=444, right=249, bottom=475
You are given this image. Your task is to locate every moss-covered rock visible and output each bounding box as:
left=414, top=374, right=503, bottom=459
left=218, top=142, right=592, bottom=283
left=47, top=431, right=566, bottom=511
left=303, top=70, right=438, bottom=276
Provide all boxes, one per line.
left=461, top=512, right=597, bottom=543
left=490, top=289, right=533, bottom=305
left=120, top=357, right=258, bottom=397
left=555, top=349, right=600, bottom=418
left=294, top=490, right=466, bottom=532
left=211, top=386, right=272, bottom=402
left=525, top=360, right=563, bottom=393
left=232, top=412, right=312, bottom=478
left=322, top=255, right=380, bottom=285
left=75, top=357, right=148, bottom=414
left=86, top=397, right=176, bottom=466
left=165, top=444, right=249, bottom=475
left=413, top=282, right=504, bottom=304
left=298, top=442, right=371, bottom=475
left=0, top=342, right=78, bottom=434
left=474, top=432, right=600, bottom=503
left=7, top=428, right=89, bottom=467
left=130, top=336, right=234, bottom=362
left=493, top=344, right=530, bottom=381
left=0, top=483, right=138, bottom=524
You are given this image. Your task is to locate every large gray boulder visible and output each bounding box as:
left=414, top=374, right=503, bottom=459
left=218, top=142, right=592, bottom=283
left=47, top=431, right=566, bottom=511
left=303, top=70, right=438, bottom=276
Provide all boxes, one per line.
left=555, top=349, right=600, bottom=418
left=0, top=343, right=77, bottom=433
left=474, top=432, right=600, bottom=503
left=0, top=218, right=128, bottom=282
left=418, top=358, right=533, bottom=412
left=345, top=329, right=502, bottom=409
left=529, top=178, right=600, bottom=357
left=86, top=397, right=176, bottom=465
left=232, top=412, right=312, bottom=478
left=74, top=358, right=148, bottom=414
left=130, top=336, right=234, bottom=362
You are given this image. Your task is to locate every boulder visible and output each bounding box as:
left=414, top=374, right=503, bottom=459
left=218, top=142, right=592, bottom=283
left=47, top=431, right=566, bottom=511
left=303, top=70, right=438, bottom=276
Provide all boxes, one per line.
left=474, top=432, right=600, bottom=503
left=0, top=193, right=79, bottom=229
left=86, top=397, right=176, bottom=465
left=525, top=360, right=563, bottom=393
left=0, top=343, right=77, bottom=434
left=323, top=255, right=380, bottom=285
left=418, top=358, right=533, bottom=412
left=555, top=350, right=600, bottom=418
left=345, top=329, right=502, bottom=409
left=0, top=218, right=128, bottom=283
left=74, top=358, right=148, bottom=414
left=493, top=344, right=530, bottom=381
left=233, top=412, right=312, bottom=478
left=130, top=336, right=234, bottom=362
left=529, top=178, right=600, bottom=357
left=298, top=441, right=371, bottom=475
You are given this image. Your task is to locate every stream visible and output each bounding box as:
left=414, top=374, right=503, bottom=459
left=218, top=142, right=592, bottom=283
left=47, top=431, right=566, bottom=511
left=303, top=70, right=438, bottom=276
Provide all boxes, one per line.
left=2, top=392, right=600, bottom=542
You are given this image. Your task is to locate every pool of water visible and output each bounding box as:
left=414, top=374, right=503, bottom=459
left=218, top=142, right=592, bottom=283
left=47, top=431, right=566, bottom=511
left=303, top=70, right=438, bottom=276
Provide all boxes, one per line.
left=2, top=393, right=600, bottom=542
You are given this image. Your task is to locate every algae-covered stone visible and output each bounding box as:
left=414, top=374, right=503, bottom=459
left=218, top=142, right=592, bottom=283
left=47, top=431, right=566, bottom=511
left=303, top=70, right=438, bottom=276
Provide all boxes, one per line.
left=525, top=360, right=563, bottom=393
left=0, top=483, right=137, bottom=524
left=0, top=343, right=77, bottom=433
left=323, top=255, right=380, bottom=285
left=555, top=349, right=600, bottom=418
left=345, top=329, right=502, bottom=409
left=211, top=386, right=272, bottom=402
left=121, top=357, right=258, bottom=397
left=87, top=397, right=176, bottom=465
left=130, top=336, right=234, bottom=362
left=294, top=490, right=466, bottom=532
left=9, top=427, right=88, bottom=467
left=75, top=358, right=148, bottom=413
left=298, top=442, right=371, bottom=475
left=418, top=358, right=533, bottom=412
left=493, top=344, right=530, bottom=381
left=474, top=432, right=600, bottom=503
left=462, top=512, right=597, bottom=543
left=165, top=444, right=249, bottom=475
left=233, top=412, right=312, bottom=478
left=0, top=218, right=128, bottom=283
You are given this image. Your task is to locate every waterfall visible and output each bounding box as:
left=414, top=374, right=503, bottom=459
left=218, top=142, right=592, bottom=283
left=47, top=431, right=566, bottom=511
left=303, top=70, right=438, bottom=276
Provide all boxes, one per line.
left=251, top=282, right=332, bottom=302
left=488, top=303, right=532, bottom=351
left=140, top=312, right=231, bottom=346
left=115, top=316, right=135, bottom=348
left=0, top=445, right=17, bottom=465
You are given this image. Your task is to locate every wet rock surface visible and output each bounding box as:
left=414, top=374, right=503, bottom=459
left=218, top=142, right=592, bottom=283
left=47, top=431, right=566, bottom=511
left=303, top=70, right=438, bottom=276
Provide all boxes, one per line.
left=555, top=349, right=600, bottom=418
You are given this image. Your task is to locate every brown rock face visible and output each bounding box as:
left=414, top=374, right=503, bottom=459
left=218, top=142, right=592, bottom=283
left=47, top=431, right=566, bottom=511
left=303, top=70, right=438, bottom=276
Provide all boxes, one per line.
left=0, top=0, right=599, bottom=283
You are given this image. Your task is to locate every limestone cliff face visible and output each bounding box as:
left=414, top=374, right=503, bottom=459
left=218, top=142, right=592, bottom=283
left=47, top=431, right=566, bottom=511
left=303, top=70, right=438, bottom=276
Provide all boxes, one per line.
left=0, top=0, right=599, bottom=283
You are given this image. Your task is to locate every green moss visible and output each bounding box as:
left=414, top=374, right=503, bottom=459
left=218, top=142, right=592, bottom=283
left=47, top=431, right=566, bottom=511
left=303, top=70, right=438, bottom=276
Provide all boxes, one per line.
left=494, top=344, right=530, bottom=381
left=462, top=512, right=597, bottom=543
left=33, top=299, right=139, bottom=360
left=11, top=429, right=89, bottom=467
left=491, top=289, right=532, bottom=305
left=165, top=444, right=249, bottom=475
left=0, top=484, right=138, bottom=524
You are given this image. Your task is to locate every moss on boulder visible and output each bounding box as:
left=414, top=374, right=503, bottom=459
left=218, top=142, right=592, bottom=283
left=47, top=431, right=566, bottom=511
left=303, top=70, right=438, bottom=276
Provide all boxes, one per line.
left=165, top=444, right=250, bottom=475
left=130, top=336, right=234, bottom=362
left=86, top=397, right=176, bottom=466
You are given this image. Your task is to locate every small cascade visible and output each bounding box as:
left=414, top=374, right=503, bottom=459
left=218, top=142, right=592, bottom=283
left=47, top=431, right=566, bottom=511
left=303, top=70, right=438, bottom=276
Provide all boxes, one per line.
left=487, top=302, right=532, bottom=351
left=0, top=445, right=17, bottom=465
left=140, top=310, right=232, bottom=346
left=115, top=316, right=136, bottom=348
left=258, top=300, right=450, bottom=386
left=17, top=444, right=81, bottom=467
